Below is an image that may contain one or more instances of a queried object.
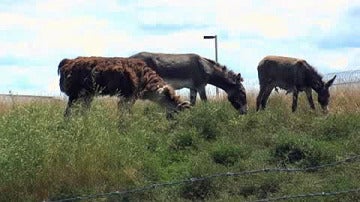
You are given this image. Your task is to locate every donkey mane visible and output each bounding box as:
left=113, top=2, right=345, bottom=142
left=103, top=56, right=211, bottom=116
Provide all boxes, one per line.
left=302, top=60, right=324, bottom=84
left=203, top=58, right=242, bottom=83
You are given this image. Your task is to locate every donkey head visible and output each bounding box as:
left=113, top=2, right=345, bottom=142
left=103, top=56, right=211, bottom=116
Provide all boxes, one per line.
left=316, top=75, right=336, bottom=112
left=227, top=73, right=247, bottom=114
left=176, top=101, right=191, bottom=111
left=157, top=85, right=191, bottom=118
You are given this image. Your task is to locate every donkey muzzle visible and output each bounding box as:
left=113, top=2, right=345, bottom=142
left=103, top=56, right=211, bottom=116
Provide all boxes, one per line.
left=239, top=105, right=248, bottom=115
left=321, top=105, right=329, bottom=114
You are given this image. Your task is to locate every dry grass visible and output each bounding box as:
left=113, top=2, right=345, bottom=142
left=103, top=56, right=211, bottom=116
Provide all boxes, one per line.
left=330, top=85, right=360, bottom=113
left=208, top=85, right=360, bottom=113
left=0, top=86, right=359, bottom=201
left=1, top=86, right=359, bottom=114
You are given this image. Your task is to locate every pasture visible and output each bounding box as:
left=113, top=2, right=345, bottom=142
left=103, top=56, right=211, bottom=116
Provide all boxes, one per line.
left=0, top=87, right=359, bottom=201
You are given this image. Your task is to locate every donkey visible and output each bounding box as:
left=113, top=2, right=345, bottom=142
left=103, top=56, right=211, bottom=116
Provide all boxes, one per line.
left=58, top=56, right=190, bottom=117
left=130, top=52, right=247, bottom=114
left=256, top=56, right=336, bottom=112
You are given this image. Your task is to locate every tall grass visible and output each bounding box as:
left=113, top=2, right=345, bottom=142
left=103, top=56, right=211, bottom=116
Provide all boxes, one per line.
left=0, top=87, right=359, bottom=201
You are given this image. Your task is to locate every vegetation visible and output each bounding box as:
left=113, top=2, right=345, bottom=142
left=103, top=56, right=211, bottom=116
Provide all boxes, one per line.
left=0, top=87, right=359, bottom=201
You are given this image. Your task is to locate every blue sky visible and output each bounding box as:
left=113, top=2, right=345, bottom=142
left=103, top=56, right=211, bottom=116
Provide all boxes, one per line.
left=1, top=0, right=360, bottom=96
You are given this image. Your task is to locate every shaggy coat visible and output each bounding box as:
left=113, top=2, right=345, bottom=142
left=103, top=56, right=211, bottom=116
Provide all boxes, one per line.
left=256, top=56, right=336, bottom=112
left=58, top=57, right=190, bottom=116
left=130, top=52, right=247, bottom=114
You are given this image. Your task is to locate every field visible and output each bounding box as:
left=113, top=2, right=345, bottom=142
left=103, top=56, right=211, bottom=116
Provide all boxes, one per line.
left=0, top=87, right=360, bottom=201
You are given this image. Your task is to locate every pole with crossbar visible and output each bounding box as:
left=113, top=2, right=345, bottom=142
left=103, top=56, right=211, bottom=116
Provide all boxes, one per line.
left=203, top=35, right=219, bottom=97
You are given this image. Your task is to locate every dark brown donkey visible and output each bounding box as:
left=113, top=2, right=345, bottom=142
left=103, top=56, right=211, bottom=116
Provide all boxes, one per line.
left=130, top=52, right=247, bottom=114
left=256, top=56, right=336, bottom=112
left=58, top=57, right=190, bottom=117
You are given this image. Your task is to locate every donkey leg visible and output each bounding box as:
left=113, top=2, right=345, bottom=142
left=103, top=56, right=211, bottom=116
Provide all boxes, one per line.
left=261, top=87, right=273, bottom=110
left=292, top=90, right=299, bottom=112
left=189, top=89, right=197, bottom=106
left=256, top=87, right=266, bottom=111
left=83, top=96, right=93, bottom=111
left=64, top=96, right=77, bottom=117
left=117, top=97, right=135, bottom=114
left=305, top=88, right=315, bottom=110
left=77, top=95, right=93, bottom=115
left=198, top=87, right=208, bottom=102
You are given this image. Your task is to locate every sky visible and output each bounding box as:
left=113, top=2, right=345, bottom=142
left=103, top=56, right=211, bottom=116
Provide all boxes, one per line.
left=1, top=0, right=360, bottom=96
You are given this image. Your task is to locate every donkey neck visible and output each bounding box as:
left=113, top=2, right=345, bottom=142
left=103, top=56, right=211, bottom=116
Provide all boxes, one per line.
left=309, top=74, right=324, bottom=93
left=304, top=65, right=323, bottom=93
left=208, top=71, right=235, bottom=93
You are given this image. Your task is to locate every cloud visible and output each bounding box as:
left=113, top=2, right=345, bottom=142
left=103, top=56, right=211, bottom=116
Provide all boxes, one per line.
left=132, top=0, right=216, bottom=30
left=214, top=0, right=353, bottom=40
left=0, top=12, right=130, bottom=58
left=140, top=24, right=210, bottom=33
left=0, top=65, right=59, bottom=95
left=0, top=56, right=23, bottom=65
left=317, top=6, right=360, bottom=49
left=1, top=0, right=360, bottom=95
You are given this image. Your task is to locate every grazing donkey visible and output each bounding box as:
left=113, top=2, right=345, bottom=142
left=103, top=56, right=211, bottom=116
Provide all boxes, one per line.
left=58, top=57, right=190, bottom=117
left=130, top=52, right=247, bottom=114
left=256, top=56, right=336, bottom=112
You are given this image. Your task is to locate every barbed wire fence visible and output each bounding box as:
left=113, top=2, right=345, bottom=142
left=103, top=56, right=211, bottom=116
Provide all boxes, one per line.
left=238, top=69, right=360, bottom=94
left=48, top=154, right=360, bottom=202
left=324, top=69, right=360, bottom=86
left=253, top=188, right=360, bottom=202
left=1, top=69, right=358, bottom=101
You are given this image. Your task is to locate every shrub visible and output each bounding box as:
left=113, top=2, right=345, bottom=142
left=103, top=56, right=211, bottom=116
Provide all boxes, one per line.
left=211, top=146, right=245, bottom=166
left=239, top=180, right=280, bottom=199
left=180, top=179, right=216, bottom=200
left=271, top=134, right=336, bottom=168
left=312, top=114, right=360, bottom=141
left=170, top=132, right=195, bottom=151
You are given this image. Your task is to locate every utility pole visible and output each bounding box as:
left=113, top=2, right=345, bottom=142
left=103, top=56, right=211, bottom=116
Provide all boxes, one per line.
left=203, top=35, right=219, bottom=96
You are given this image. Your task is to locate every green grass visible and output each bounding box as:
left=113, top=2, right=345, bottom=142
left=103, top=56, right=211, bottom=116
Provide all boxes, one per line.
left=0, top=90, right=360, bottom=201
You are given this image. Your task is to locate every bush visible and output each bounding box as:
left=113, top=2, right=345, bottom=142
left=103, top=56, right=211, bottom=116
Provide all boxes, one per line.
left=271, top=133, right=336, bottom=168
left=170, top=132, right=195, bottom=151
left=312, top=114, right=360, bottom=141
left=239, top=180, right=280, bottom=199
left=181, top=179, right=216, bottom=200
left=211, top=146, right=245, bottom=166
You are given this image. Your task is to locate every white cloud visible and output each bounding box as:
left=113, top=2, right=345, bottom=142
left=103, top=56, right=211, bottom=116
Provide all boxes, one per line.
left=308, top=48, right=360, bottom=71
left=0, top=12, right=36, bottom=29
left=137, top=0, right=216, bottom=27
left=213, top=0, right=359, bottom=40
left=0, top=11, right=131, bottom=57
left=331, top=56, right=349, bottom=70
left=0, top=65, right=59, bottom=95
left=1, top=0, right=360, bottom=95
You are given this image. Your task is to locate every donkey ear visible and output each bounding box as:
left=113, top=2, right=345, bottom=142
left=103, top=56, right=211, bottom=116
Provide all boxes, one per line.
left=237, top=73, right=244, bottom=82
left=325, top=75, right=336, bottom=88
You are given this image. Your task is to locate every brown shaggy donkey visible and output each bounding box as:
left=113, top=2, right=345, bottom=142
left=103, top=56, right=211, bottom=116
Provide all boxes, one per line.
left=58, top=57, right=190, bottom=117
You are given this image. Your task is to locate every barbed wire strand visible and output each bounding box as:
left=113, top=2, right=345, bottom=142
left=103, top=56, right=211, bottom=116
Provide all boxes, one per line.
left=333, top=81, right=360, bottom=86
left=48, top=154, right=360, bottom=202
left=253, top=188, right=360, bottom=202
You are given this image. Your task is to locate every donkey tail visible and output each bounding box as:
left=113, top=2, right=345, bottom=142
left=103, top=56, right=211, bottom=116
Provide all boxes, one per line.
left=58, top=58, right=70, bottom=75
left=58, top=58, right=71, bottom=92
